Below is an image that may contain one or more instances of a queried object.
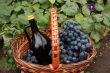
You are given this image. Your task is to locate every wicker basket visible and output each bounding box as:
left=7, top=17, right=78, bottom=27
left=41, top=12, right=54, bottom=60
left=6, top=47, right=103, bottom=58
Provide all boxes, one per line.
left=11, top=8, right=97, bottom=73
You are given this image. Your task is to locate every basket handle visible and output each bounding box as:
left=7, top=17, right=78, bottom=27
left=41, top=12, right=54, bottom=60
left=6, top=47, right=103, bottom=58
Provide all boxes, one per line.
left=49, top=8, right=61, bottom=70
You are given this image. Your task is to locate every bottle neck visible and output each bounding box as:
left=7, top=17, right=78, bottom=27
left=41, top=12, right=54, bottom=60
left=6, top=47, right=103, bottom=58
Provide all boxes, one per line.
left=29, top=19, right=39, bottom=32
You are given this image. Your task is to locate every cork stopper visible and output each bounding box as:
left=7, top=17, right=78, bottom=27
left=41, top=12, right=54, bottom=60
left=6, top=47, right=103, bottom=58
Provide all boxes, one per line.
left=27, top=15, right=35, bottom=20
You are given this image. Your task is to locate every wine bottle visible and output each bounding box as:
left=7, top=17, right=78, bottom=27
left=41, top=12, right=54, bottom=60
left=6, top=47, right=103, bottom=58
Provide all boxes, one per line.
left=25, top=15, right=52, bottom=65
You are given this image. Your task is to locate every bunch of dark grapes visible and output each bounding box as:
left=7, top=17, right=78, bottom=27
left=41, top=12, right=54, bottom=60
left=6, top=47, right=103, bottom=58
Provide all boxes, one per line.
left=59, top=21, right=92, bottom=64
left=22, top=49, right=38, bottom=64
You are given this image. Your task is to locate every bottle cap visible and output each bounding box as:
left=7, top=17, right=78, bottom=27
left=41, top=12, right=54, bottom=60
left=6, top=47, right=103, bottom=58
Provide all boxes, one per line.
left=27, top=15, right=35, bottom=20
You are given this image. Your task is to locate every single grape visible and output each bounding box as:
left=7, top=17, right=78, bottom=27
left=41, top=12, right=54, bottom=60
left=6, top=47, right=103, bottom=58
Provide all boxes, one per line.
left=67, top=38, right=71, bottom=42
left=79, top=51, right=88, bottom=61
left=60, top=41, right=63, bottom=46
left=79, top=32, right=84, bottom=36
left=31, top=56, right=37, bottom=63
left=77, top=42, right=82, bottom=48
left=69, top=23, right=74, bottom=28
left=73, top=41, right=77, bottom=45
left=66, top=60, right=71, bottom=64
left=75, top=29, right=80, bottom=33
left=68, top=56, right=73, bottom=61
left=71, top=30, right=75, bottom=34
left=60, top=45, right=64, bottom=49
left=22, top=53, right=28, bottom=60
left=74, top=46, right=79, bottom=51
left=72, top=57, right=78, bottom=63
left=60, top=54, right=65, bottom=59
left=26, top=57, right=31, bottom=62
left=67, top=47, right=71, bottom=50
left=70, top=45, right=74, bottom=49
left=73, top=27, right=78, bottom=31
left=76, top=37, right=80, bottom=42
left=81, top=35, right=88, bottom=39
left=68, top=50, right=73, bottom=56
left=64, top=24, right=68, bottom=29
left=81, top=45, right=86, bottom=51
left=73, top=52, right=78, bottom=57
left=27, top=54, right=31, bottom=57
left=68, top=33, right=73, bottom=38
left=74, top=33, right=78, bottom=37
left=59, top=32, right=63, bottom=37
left=62, top=49, right=67, bottom=54
left=80, top=39, right=88, bottom=44
left=63, top=31, right=68, bottom=36
left=86, top=43, right=91, bottom=49
left=71, top=36, right=75, bottom=41
left=63, top=56, right=68, bottom=64
left=27, top=49, right=33, bottom=55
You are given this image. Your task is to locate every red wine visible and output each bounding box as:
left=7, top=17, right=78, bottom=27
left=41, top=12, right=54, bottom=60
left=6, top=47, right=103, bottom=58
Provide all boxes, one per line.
left=25, top=15, right=52, bottom=65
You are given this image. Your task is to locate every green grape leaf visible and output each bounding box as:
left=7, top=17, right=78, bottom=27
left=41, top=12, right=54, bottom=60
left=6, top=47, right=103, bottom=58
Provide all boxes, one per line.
left=57, top=0, right=63, bottom=3
left=10, top=14, right=17, bottom=24
left=96, top=4, right=104, bottom=11
left=103, top=16, right=110, bottom=26
left=14, top=6, right=22, bottom=12
left=82, top=5, right=90, bottom=16
left=22, top=1, right=29, bottom=6
left=58, top=14, right=67, bottom=24
left=0, top=0, right=12, bottom=5
left=93, top=14, right=103, bottom=22
left=84, top=17, right=94, bottom=23
left=17, top=14, right=28, bottom=25
left=44, top=12, right=50, bottom=19
left=23, top=6, right=34, bottom=16
left=36, top=13, right=48, bottom=27
left=94, top=23, right=101, bottom=31
left=0, top=16, right=10, bottom=24
left=33, top=9, right=44, bottom=16
left=8, top=50, right=12, bottom=55
left=38, top=0, right=48, bottom=4
left=75, top=13, right=84, bottom=24
left=49, top=0, right=56, bottom=4
left=96, top=42, right=101, bottom=49
left=77, top=0, right=87, bottom=4
left=97, top=0, right=103, bottom=4
left=41, top=2, right=50, bottom=9
left=32, top=3, right=40, bottom=10
left=33, top=0, right=39, bottom=4
left=8, top=58, right=13, bottom=64
left=81, top=20, right=93, bottom=33
left=91, top=31, right=101, bottom=43
left=0, top=4, right=13, bottom=24
left=61, top=2, right=78, bottom=16
left=0, top=4, right=13, bottom=16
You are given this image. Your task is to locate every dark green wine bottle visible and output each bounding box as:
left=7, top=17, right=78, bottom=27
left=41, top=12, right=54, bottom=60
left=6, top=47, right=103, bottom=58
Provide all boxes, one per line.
left=25, top=15, right=52, bottom=65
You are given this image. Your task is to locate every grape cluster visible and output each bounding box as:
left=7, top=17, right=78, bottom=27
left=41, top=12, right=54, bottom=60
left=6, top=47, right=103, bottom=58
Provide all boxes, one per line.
left=22, top=49, right=38, bottom=64
left=59, top=21, right=92, bottom=64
